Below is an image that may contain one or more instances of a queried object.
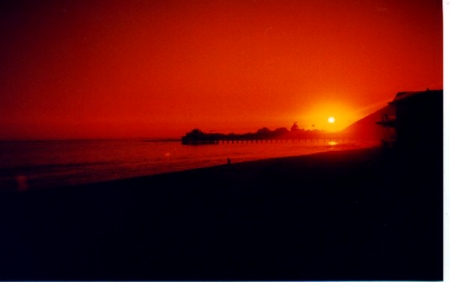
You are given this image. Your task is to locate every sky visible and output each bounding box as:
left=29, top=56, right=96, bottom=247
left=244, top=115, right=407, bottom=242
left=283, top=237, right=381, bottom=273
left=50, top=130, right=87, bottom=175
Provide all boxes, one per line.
left=0, top=0, right=443, bottom=139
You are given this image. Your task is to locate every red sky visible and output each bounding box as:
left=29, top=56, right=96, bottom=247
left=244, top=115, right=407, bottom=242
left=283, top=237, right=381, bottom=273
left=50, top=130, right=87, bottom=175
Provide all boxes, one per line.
left=0, top=0, right=443, bottom=139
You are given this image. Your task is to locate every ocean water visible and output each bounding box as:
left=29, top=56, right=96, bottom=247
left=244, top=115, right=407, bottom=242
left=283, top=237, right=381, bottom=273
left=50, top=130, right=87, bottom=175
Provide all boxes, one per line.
left=0, top=139, right=377, bottom=191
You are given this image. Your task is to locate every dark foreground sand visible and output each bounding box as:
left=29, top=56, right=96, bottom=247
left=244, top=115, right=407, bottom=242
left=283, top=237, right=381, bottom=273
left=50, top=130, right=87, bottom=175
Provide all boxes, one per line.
left=0, top=147, right=443, bottom=280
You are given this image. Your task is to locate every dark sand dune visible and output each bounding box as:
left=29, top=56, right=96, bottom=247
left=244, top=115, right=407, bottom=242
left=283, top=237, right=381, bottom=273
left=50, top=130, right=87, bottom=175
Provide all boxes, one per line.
left=0, top=147, right=442, bottom=280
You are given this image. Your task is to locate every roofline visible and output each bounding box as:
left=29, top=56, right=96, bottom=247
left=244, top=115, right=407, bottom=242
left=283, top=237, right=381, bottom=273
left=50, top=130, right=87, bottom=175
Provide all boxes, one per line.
left=389, top=89, right=442, bottom=105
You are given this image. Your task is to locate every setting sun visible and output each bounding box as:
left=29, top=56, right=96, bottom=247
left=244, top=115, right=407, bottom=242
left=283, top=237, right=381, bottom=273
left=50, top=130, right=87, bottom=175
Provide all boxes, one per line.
left=328, top=117, right=335, bottom=123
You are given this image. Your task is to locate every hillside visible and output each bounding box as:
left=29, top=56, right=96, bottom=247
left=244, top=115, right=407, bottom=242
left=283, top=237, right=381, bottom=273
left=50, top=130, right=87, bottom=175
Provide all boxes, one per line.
left=340, top=105, right=394, bottom=140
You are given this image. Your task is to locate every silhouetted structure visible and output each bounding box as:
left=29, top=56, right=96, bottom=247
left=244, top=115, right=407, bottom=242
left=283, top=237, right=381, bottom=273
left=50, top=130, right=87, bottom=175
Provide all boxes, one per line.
left=181, top=129, right=218, bottom=145
left=181, top=126, right=346, bottom=145
left=376, top=107, right=396, bottom=148
left=290, top=122, right=299, bottom=132
left=377, top=89, right=443, bottom=152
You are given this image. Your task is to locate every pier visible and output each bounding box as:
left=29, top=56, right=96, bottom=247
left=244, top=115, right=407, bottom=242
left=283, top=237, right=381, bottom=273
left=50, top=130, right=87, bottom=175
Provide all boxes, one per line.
left=181, top=128, right=351, bottom=145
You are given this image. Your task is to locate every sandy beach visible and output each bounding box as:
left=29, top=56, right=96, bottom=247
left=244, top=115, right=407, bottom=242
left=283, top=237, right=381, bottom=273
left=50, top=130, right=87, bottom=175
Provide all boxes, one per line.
left=0, top=147, right=442, bottom=280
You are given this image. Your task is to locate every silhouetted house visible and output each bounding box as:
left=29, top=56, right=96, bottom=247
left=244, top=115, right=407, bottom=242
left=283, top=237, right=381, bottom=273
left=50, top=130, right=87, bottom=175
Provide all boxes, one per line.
left=377, top=90, right=443, bottom=152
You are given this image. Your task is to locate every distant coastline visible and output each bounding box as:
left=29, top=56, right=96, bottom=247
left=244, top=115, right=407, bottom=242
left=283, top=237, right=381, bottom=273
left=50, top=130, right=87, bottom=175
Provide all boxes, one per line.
left=142, top=138, right=181, bottom=142
left=0, top=138, right=182, bottom=143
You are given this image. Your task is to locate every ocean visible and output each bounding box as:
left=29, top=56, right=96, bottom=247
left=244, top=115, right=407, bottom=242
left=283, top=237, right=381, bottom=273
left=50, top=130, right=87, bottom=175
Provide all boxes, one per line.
left=0, top=139, right=377, bottom=191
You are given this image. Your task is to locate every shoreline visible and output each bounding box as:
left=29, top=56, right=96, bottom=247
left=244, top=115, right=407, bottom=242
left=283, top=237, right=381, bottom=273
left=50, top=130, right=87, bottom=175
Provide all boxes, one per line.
left=0, top=140, right=378, bottom=192
left=59, top=144, right=380, bottom=191
left=0, top=146, right=442, bottom=280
